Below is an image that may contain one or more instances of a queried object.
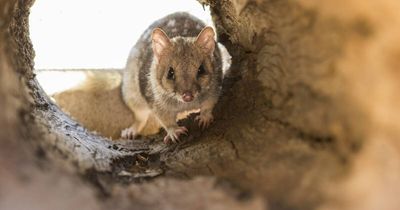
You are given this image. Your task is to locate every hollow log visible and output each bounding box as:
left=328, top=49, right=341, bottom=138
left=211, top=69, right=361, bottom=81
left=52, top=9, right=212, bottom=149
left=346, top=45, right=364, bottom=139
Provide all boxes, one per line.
left=1, top=0, right=400, bottom=210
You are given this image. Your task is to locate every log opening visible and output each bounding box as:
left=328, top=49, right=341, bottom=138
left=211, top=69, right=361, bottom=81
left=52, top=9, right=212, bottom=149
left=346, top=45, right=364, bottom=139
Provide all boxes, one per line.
left=1, top=0, right=400, bottom=210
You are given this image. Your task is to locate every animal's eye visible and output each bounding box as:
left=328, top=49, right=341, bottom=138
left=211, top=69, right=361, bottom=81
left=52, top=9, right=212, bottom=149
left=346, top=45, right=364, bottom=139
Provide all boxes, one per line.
left=197, top=64, right=206, bottom=78
left=167, top=67, right=175, bottom=80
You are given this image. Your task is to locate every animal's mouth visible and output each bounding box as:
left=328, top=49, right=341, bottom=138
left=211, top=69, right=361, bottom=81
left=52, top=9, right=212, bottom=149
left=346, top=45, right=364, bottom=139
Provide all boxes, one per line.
left=177, top=97, right=194, bottom=103
left=174, top=95, right=196, bottom=104
left=181, top=91, right=193, bottom=102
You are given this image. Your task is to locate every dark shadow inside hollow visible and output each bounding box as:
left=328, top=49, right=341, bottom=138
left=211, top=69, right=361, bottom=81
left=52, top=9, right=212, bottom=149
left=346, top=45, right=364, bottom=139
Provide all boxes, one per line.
left=4, top=0, right=369, bottom=209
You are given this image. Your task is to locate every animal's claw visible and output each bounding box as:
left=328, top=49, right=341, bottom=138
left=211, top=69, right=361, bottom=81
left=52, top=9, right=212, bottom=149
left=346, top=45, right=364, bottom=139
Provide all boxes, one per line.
left=195, top=113, right=214, bottom=130
left=164, top=126, right=188, bottom=144
left=121, top=127, right=137, bottom=139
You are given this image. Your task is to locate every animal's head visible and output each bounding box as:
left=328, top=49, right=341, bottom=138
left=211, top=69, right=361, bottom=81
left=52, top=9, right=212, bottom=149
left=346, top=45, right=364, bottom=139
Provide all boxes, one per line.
left=151, top=26, right=216, bottom=103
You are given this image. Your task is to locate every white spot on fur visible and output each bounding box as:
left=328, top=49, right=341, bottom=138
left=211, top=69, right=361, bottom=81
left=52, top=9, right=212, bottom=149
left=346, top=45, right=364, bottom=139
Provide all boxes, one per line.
left=143, top=29, right=152, bottom=39
left=184, top=20, right=190, bottom=28
left=167, top=20, right=176, bottom=27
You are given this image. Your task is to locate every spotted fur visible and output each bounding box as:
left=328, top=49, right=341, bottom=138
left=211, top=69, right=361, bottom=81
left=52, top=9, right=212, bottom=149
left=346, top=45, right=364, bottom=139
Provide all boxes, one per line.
left=121, top=12, right=223, bottom=142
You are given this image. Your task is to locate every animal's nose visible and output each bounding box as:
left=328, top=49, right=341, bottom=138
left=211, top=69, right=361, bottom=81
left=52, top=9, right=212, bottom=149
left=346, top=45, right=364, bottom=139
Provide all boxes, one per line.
left=182, top=91, right=194, bottom=102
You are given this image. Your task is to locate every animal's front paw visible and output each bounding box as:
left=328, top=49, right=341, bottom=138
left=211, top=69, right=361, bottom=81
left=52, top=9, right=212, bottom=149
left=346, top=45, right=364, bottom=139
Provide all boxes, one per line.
left=121, top=127, right=137, bottom=140
left=164, top=126, right=188, bottom=144
left=195, top=113, right=214, bottom=129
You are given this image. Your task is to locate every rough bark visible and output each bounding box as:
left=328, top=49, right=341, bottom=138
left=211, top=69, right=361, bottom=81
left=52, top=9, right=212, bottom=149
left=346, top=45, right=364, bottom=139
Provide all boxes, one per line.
left=1, top=0, right=400, bottom=210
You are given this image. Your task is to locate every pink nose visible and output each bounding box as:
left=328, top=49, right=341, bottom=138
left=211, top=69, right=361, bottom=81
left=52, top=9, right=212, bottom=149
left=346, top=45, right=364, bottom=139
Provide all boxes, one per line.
left=182, top=91, right=193, bottom=102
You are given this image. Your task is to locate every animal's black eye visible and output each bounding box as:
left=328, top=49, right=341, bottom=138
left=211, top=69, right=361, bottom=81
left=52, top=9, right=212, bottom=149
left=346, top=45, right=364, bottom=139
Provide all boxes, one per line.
left=167, top=67, right=175, bottom=80
left=197, top=64, right=206, bottom=78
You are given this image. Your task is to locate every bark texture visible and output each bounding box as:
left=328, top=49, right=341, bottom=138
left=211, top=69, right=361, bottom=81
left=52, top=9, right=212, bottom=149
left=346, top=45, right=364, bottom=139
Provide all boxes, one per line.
left=1, top=0, right=400, bottom=210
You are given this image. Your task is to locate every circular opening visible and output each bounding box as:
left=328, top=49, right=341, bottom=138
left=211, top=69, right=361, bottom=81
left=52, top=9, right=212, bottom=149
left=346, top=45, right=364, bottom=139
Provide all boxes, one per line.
left=8, top=1, right=385, bottom=209
left=29, top=0, right=231, bottom=140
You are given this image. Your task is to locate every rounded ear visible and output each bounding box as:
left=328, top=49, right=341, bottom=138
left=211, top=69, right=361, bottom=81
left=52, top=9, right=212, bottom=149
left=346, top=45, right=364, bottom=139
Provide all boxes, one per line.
left=195, top=26, right=215, bottom=55
left=151, top=28, right=171, bottom=60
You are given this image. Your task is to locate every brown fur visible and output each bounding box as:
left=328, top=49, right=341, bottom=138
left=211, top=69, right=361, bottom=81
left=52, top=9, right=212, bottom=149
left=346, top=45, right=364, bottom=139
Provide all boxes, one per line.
left=155, top=36, right=220, bottom=104
left=121, top=12, right=223, bottom=142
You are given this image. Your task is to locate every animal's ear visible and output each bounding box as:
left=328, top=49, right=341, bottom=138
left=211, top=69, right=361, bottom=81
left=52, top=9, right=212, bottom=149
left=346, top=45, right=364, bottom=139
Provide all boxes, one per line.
left=151, top=28, right=171, bottom=60
left=195, top=26, right=215, bottom=55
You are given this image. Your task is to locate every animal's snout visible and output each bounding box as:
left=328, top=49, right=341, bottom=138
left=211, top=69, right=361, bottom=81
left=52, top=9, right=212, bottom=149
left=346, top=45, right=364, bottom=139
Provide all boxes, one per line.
left=182, top=91, right=194, bottom=102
